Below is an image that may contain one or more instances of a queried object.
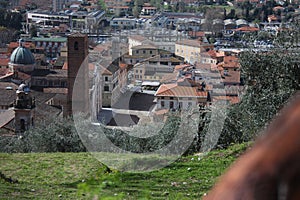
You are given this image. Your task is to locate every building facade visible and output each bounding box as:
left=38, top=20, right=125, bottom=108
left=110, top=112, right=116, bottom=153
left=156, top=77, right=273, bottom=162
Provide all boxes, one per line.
left=175, top=39, right=213, bottom=64
left=67, top=33, right=89, bottom=117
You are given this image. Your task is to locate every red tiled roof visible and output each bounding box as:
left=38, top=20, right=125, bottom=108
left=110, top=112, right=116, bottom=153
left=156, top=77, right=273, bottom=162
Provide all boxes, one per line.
left=0, top=58, right=9, bottom=66
left=220, top=56, right=240, bottom=68
left=43, top=88, right=68, bottom=94
left=128, top=35, right=148, bottom=42
left=194, top=63, right=212, bottom=71
left=155, top=83, right=207, bottom=98
left=207, top=50, right=217, bottom=58
left=161, top=72, right=178, bottom=83
left=174, top=64, right=190, bottom=71
left=142, top=6, right=157, bottom=9
left=213, top=96, right=240, bottom=104
left=235, top=26, right=259, bottom=32
left=119, top=63, right=127, bottom=70
left=8, top=42, right=34, bottom=49
left=113, top=6, right=129, bottom=9
left=99, top=64, right=112, bottom=75
left=188, top=31, right=205, bottom=37
left=14, top=71, right=31, bottom=81
left=0, top=68, right=9, bottom=75
left=0, top=109, right=14, bottom=129
left=176, top=39, right=211, bottom=48
left=221, top=70, right=241, bottom=84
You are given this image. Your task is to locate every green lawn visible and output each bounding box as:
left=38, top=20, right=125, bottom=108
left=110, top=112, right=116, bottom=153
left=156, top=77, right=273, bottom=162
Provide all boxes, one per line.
left=0, top=143, right=250, bottom=200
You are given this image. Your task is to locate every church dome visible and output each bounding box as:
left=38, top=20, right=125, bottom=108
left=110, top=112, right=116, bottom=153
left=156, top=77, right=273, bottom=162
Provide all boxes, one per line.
left=10, top=40, right=35, bottom=65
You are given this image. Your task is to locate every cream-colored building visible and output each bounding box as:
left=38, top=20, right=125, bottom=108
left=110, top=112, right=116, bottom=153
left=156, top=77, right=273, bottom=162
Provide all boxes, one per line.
left=128, top=35, right=152, bottom=55
left=154, top=80, right=208, bottom=111
left=133, top=55, right=183, bottom=82
left=175, top=39, right=213, bottom=64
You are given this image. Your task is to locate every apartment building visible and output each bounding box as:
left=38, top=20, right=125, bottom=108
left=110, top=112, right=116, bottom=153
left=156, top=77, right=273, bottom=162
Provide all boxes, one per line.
left=175, top=39, right=213, bottom=64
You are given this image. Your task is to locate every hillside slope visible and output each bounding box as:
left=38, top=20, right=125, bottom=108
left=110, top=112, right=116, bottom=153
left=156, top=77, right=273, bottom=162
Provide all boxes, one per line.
left=0, top=143, right=250, bottom=199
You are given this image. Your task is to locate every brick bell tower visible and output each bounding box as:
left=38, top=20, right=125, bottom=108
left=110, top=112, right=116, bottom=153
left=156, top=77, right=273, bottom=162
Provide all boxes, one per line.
left=66, top=33, right=89, bottom=117
left=14, top=83, right=35, bottom=133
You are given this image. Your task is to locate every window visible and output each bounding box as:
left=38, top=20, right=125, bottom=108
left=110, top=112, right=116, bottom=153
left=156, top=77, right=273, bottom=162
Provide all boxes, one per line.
left=170, top=97, right=174, bottom=100
left=143, top=50, right=146, bottom=54
left=140, top=70, right=142, bottom=73
left=74, top=41, right=78, bottom=50
left=161, top=101, right=165, bottom=107
left=105, top=76, right=108, bottom=81
left=169, top=101, right=174, bottom=109
left=20, top=119, right=25, bottom=131
left=150, top=50, right=152, bottom=54
left=104, top=85, right=109, bottom=91
left=136, top=50, right=139, bottom=54
left=179, top=102, right=182, bottom=109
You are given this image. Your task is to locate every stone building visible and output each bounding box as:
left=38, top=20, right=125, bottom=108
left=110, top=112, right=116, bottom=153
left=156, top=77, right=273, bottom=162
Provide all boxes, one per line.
left=66, top=33, right=90, bottom=117
left=14, top=83, right=35, bottom=133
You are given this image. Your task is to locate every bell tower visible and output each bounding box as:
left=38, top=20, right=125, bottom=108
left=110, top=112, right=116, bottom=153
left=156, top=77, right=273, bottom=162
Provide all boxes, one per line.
left=66, top=33, right=89, bottom=117
left=14, top=83, right=35, bottom=133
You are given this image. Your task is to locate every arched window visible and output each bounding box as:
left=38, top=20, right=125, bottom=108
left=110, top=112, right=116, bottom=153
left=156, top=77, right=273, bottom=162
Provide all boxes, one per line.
left=74, top=41, right=79, bottom=50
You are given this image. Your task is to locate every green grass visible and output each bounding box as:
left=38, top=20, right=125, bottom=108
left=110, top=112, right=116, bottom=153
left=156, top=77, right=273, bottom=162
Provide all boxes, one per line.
left=0, top=143, right=251, bottom=200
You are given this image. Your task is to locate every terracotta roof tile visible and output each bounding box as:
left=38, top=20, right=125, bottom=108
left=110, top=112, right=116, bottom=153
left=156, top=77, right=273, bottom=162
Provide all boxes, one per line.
left=0, top=109, right=14, bottom=128
left=174, top=64, right=190, bottom=71
left=0, top=88, right=16, bottom=106
left=221, top=56, right=240, bottom=68
left=119, top=63, right=128, bottom=70
left=176, top=39, right=203, bottom=48
left=213, top=96, right=240, bottom=104
left=161, top=72, right=179, bottom=83
left=0, top=57, right=9, bottom=66
left=188, top=31, right=205, bottom=37
left=128, top=35, right=148, bottom=42
left=235, top=26, right=259, bottom=32
left=43, top=88, right=68, bottom=94
left=155, top=83, right=207, bottom=98
left=221, top=70, right=241, bottom=84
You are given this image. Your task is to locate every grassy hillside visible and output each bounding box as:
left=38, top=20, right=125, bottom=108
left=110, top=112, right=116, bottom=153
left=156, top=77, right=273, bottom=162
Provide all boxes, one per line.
left=0, top=143, right=250, bottom=200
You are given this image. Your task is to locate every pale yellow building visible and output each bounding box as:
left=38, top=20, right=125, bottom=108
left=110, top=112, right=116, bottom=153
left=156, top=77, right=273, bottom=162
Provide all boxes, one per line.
left=175, top=39, right=213, bottom=64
